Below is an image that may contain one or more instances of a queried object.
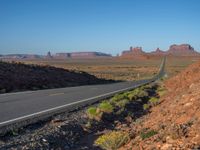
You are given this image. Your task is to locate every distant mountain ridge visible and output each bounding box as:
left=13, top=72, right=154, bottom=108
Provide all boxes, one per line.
left=121, top=44, right=200, bottom=58
left=1, top=44, right=199, bottom=60
left=0, top=51, right=112, bottom=59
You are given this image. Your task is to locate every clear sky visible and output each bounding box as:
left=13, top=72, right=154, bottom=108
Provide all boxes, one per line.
left=0, top=0, right=200, bottom=55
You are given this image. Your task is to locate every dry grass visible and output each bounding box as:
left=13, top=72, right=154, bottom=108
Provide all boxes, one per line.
left=13, top=56, right=200, bottom=81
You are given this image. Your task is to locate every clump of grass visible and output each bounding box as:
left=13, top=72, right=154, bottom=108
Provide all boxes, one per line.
left=139, top=84, right=152, bottom=91
left=149, top=97, right=159, bottom=106
left=95, top=131, right=130, bottom=150
left=140, top=130, right=158, bottom=140
left=127, top=92, right=137, bottom=101
left=85, top=121, right=92, bottom=129
left=143, top=104, right=150, bottom=110
left=137, top=90, right=148, bottom=98
left=157, top=86, right=167, bottom=96
left=115, top=99, right=129, bottom=108
left=99, top=101, right=114, bottom=113
left=87, top=107, right=102, bottom=121
left=110, top=93, right=127, bottom=102
left=110, top=93, right=129, bottom=108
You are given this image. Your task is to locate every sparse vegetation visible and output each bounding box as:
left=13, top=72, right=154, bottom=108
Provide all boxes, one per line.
left=95, top=131, right=129, bottom=150
left=86, top=107, right=102, bottom=121
left=86, top=84, right=154, bottom=121
left=115, top=99, right=129, bottom=108
left=99, top=101, right=114, bottom=113
left=149, top=97, right=159, bottom=106
left=143, top=104, right=150, bottom=110
left=157, top=86, right=167, bottom=96
left=140, top=130, right=158, bottom=140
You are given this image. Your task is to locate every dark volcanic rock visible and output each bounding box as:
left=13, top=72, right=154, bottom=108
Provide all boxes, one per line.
left=0, top=61, right=112, bottom=93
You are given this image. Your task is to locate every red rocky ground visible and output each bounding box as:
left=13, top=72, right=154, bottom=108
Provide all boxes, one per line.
left=122, top=60, right=200, bottom=150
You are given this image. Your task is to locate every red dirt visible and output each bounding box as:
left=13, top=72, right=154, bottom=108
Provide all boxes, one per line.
left=122, top=60, right=200, bottom=149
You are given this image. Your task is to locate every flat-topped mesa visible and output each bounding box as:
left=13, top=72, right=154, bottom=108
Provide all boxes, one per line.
left=122, top=46, right=145, bottom=56
left=167, top=44, right=199, bottom=56
left=0, top=54, right=42, bottom=59
left=54, top=52, right=112, bottom=59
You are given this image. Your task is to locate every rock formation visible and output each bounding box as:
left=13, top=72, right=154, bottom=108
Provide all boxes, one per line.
left=167, top=44, right=199, bottom=56
left=121, top=46, right=147, bottom=59
left=150, top=48, right=166, bottom=55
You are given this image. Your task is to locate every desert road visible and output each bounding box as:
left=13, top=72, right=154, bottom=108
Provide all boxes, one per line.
left=0, top=58, right=165, bottom=130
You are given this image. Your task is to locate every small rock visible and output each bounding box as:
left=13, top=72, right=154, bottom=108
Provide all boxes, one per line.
left=161, top=143, right=173, bottom=150
left=184, top=102, right=192, bottom=107
left=165, top=136, right=174, bottom=144
left=42, top=138, right=47, bottom=142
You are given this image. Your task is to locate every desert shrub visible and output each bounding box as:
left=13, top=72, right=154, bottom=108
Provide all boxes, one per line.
left=157, top=86, right=167, bottom=96
left=149, top=97, right=159, bottom=106
left=140, top=130, right=158, bottom=140
left=99, top=101, right=114, bottom=113
left=137, top=90, right=148, bottom=98
left=85, top=121, right=92, bottom=129
left=95, top=131, right=129, bottom=150
left=110, top=93, right=128, bottom=106
left=130, top=88, right=149, bottom=99
left=111, top=93, right=127, bottom=101
left=127, top=92, right=137, bottom=101
left=158, top=90, right=166, bottom=96
left=139, top=85, right=150, bottom=91
left=143, top=104, right=150, bottom=110
left=115, top=99, right=129, bottom=108
left=87, top=107, right=102, bottom=121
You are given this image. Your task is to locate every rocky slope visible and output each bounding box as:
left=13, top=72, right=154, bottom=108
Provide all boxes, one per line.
left=122, top=60, right=200, bottom=149
left=0, top=61, right=112, bottom=93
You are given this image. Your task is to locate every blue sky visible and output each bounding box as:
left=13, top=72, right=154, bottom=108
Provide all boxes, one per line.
left=0, top=0, right=200, bottom=55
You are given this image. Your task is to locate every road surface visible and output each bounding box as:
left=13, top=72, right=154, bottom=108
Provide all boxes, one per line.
left=0, top=57, right=165, bottom=130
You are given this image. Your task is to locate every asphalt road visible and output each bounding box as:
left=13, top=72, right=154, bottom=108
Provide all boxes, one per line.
left=0, top=57, right=165, bottom=129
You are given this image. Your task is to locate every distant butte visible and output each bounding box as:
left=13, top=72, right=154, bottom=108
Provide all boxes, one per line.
left=0, top=44, right=199, bottom=60
left=167, top=44, right=199, bottom=56
left=150, top=48, right=166, bottom=55
left=120, top=46, right=147, bottom=59
left=120, top=44, right=200, bottom=58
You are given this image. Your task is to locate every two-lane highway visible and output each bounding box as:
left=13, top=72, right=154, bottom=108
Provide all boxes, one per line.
left=0, top=57, right=166, bottom=130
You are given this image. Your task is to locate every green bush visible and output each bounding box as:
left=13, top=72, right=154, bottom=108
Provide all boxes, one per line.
left=111, top=93, right=127, bottom=101
left=137, top=90, right=148, bottom=98
left=140, top=130, right=158, bottom=140
left=149, top=97, right=159, bottom=106
left=99, top=101, right=114, bottom=113
left=115, top=99, right=129, bottom=108
left=95, top=131, right=129, bottom=150
left=87, top=107, right=102, bottom=121
left=157, top=86, right=167, bottom=96
left=143, top=104, right=149, bottom=110
left=127, top=92, right=137, bottom=101
left=110, top=93, right=128, bottom=106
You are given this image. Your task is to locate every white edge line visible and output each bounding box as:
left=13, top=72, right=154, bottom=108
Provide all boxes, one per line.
left=0, top=57, right=165, bottom=126
left=0, top=82, right=147, bottom=126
